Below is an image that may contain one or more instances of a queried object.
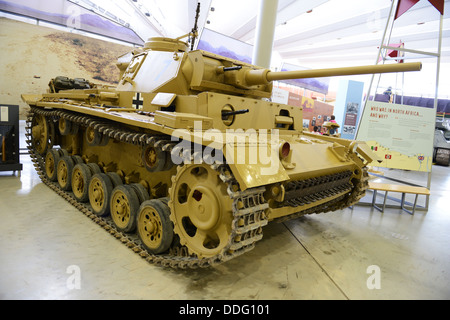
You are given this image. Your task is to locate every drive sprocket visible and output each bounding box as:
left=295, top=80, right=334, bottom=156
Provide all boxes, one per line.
left=168, top=163, right=234, bottom=259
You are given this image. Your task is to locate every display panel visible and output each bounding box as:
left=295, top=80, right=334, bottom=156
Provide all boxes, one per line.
left=356, top=100, right=436, bottom=172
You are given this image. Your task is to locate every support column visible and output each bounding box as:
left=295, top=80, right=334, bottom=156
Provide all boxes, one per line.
left=252, top=0, right=278, bottom=68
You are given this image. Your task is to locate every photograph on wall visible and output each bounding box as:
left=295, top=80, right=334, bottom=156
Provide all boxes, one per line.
left=342, top=102, right=360, bottom=136
left=303, top=119, right=310, bottom=129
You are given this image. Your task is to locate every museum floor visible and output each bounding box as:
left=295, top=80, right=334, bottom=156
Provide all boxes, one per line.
left=1, top=123, right=449, bottom=300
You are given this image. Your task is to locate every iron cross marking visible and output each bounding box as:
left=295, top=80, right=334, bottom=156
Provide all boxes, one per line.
left=132, top=92, right=144, bottom=110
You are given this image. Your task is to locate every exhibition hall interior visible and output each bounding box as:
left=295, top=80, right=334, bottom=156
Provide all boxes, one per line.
left=0, top=0, right=449, bottom=301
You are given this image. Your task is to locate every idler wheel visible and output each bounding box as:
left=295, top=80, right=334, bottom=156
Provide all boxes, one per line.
left=168, top=164, right=234, bottom=258
left=137, top=199, right=174, bottom=254
left=31, top=113, right=49, bottom=155
left=110, top=184, right=140, bottom=233
left=57, top=156, right=75, bottom=191
left=89, top=173, right=114, bottom=217
left=71, top=163, right=92, bottom=202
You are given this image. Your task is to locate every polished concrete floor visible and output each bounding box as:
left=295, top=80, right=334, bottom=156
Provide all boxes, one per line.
left=1, top=124, right=449, bottom=300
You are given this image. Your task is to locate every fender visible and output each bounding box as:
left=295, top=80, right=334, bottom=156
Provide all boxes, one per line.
left=224, top=139, right=289, bottom=190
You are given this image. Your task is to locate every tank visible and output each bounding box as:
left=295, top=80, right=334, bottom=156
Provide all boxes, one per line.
left=433, top=118, right=450, bottom=166
left=21, top=35, right=421, bottom=268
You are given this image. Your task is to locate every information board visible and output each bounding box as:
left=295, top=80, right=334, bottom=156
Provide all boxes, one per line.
left=356, top=100, right=436, bottom=172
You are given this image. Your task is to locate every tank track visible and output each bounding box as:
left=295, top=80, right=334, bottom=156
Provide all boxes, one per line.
left=282, top=170, right=354, bottom=207
left=26, top=106, right=269, bottom=269
left=273, top=167, right=369, bottom=223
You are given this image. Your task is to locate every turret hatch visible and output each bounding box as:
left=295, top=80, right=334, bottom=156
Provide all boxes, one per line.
left=117, top=51, right=183, bottom=93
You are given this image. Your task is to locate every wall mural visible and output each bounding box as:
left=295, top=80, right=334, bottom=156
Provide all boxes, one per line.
left=197, top=28, right=253, bottom=64
left=0, top=0, right=143, bottom=45
left=280, top=63, right=330, bottom=96
left=0, top=17, right=132, bottom=118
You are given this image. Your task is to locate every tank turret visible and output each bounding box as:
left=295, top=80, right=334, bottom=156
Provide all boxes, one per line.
left=116, top=36, right=421, bottom=100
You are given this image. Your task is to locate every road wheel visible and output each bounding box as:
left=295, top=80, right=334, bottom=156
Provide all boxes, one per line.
left=110, top=184, right=140, bottom=232
left=57, top=156, right=75, bottom=191
left=137, top=199, right=174, bottom=254
left=89, top=173, right=114, bottom=217
left=72, top=163, right=92, bottom=202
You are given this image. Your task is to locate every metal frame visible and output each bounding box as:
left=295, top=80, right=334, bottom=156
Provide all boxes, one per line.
left=357, top=0, right=444, bottom=212
left=370, top=189, right=422, bottom=215
left=357, top=171, right=429, bottom=215
left=0, top=104, right=22, bottom=176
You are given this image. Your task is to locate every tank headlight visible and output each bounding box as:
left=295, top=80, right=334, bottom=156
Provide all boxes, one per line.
left=279, top=142, right=290, bottom=159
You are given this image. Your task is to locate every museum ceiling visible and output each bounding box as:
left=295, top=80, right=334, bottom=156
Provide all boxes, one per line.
left=33, top=0, right=446, bottom=69
left=123, top=0, right=449, bottom=69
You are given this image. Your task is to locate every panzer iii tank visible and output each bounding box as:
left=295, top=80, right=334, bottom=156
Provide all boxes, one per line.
left=22, top=33, right=421, bottom=268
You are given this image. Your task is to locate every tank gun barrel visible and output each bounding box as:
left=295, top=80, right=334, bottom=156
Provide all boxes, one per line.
left=244, top=62, right=422, bottom=86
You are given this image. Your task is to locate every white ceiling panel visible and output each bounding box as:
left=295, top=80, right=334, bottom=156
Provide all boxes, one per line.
left=100, top=0, right=449, bottom=68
